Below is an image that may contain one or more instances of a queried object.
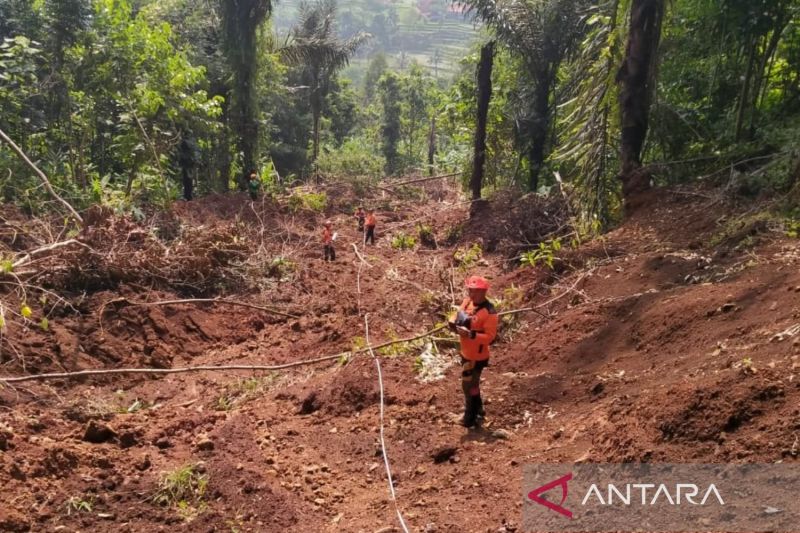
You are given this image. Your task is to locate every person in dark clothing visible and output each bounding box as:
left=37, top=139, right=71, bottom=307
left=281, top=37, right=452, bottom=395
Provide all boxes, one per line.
left=178, top=135, right=197, bottom=201
left=322, top=220, right=336, bottom=261
left=354, top=206, right=366, bottom=232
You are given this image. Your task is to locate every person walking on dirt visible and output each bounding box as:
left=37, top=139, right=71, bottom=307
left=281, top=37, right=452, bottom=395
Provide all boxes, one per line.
left=364, top=210, right=377, bottom=245
left=247, top=170, right=261, bottom=201
left=354, top=206, right=366, bottom=232
left=449, top=275, right=498, bottom=428
left=322, top=220, right=336, bottom=261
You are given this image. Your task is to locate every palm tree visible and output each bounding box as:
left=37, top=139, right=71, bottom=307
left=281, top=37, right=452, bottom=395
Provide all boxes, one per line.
left=464, top=0, right=588, bottom=191
left=617, top=0, right=665, bottom=205
left=219, top=0, right=273, bottom=190
left=281, top=0, right=370, bottom=174
left=470, top=41, right=494, bottom=202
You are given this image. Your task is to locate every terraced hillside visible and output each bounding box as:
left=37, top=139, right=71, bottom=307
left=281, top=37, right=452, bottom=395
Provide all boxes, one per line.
left=273, top=0, right=481, bottom=80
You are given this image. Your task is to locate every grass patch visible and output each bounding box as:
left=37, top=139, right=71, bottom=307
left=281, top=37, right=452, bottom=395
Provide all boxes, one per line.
left=214, top=375, right=278, bottom=411
left=417, top=223, right=437, bottom=248
left=152, top=463, right=208, bottom=520
left=494, top=284, right=526, bottom=341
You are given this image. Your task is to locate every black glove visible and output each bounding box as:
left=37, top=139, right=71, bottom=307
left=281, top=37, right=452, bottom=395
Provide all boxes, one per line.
left=455, top=310, right=470, bottom=328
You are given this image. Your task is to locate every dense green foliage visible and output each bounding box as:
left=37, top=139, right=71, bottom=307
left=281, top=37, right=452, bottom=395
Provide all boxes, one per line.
left=1, top=0, right=798, bottom=225
left=455, top=0, right=800, bottom=222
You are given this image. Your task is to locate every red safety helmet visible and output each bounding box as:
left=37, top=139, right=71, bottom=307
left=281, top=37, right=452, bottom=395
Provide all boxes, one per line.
left=465, top=275, right=490, bottom=290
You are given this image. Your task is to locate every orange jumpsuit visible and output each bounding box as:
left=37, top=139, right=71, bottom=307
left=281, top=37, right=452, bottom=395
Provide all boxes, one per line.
left=322, top=227, right=335, bottom=261
left=455, top=297, right=498, bottom=426
left=364, top=213, right=376, bottom=245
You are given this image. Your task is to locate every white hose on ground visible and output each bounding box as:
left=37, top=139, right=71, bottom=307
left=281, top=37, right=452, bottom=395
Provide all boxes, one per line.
left=364, top=313, right=411, bottom=533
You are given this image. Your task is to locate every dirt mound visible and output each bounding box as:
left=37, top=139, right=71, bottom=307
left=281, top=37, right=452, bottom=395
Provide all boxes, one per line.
left=460, top=189, right=571, bottom=255
left=593, top=370, right=797, bottom=462
left=295, top=358, right=384, bottom=416
left=658, top=376, right=785, bottom=442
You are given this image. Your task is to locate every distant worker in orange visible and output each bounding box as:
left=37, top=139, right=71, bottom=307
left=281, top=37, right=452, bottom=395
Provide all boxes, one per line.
left=364, top=210, right=377, bottom=245
left=449, top=275, right=498, bottom=427
left=354, top=206, right=366, bottom=232
left=322, top=220, right=336, bottom=261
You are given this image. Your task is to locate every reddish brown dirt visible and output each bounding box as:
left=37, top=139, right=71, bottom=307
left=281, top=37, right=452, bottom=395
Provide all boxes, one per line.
left=1, top=184, right=799, bottom=532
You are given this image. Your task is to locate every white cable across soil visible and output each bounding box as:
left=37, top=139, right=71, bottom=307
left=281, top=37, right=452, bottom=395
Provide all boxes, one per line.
left=365, top=313, right=410, bottom=533
left=0, top=279, right=587, bottom=385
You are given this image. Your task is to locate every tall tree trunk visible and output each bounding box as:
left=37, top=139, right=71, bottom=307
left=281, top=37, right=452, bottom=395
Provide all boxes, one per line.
left=218, top=102, right=233, bottom=193
left=427, top=116, right=436, bottom=176
left=617, top=0, right=664, bottom=206
left=311, top=82, right=322, bottom=178
left=750, top=17, right=790, bottom=135
left=239, top=61, right=258, bottom=190
left=470, top=41, right=494, bottom=203
left=735, top=37, right=757, bottom=142
left=527, top=72, right=552, bottom=192
left=220, top=0, right=271, bottom=191
left=312, top=107, right=321, bottom=172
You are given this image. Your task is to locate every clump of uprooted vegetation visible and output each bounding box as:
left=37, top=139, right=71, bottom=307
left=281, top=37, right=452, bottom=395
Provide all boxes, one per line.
left=0, top=199, right=307, bottom=296
left=462, top=190, right=574, bottom=257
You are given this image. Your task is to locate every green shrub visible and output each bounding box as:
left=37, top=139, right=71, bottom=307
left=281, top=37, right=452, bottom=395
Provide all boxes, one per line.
left=267, top=256, right=296, bottom=280
left=391, top=232, right=417, bottom=250
left=417, top=224, right=436, bottom=247
left=317, top=138, right=386, bottom=178
left=287, top=191, right=328, bottom=213
left=65, top=495, right=94, bottom=515
left=444, top=223, right=463, bottom=244
left=520, top=238, right=562, bottom=269
left=453, top=243, right=482, bottom=268
left=377, top=328, right=419, bottom=357
left=785, top=218, right=800, bottom=238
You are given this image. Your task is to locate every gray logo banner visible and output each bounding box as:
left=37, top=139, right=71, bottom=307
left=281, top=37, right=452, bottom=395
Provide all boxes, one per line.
left=522, top=464, right=800, bottom=532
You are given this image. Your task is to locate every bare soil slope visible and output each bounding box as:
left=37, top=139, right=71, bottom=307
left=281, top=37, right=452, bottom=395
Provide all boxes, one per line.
left=1, top=182, right=798, bottom=532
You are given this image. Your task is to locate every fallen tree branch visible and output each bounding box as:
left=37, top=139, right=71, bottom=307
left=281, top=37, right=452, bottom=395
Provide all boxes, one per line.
left=0, top=356, right=343, bottom=384
left=381, top=172, right=459, bottom=189
left=0, top=126, right=84, bottom=226
left=0, top=321, right=450, bottom=384
left=350, top=242, right=373, bottom=268
left=11, top=239, right=95, bottom=269
left=102, top=297, right=299, bottom=319
left=0, top=214, right=44, bottom=247
left=0, top=300, right=574, bottom=384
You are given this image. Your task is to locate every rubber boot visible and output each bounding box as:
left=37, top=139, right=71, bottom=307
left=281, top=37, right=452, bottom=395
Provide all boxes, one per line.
left=462, top=396, right=479, bottom=428
left=475, top=395, right=485, bottom=418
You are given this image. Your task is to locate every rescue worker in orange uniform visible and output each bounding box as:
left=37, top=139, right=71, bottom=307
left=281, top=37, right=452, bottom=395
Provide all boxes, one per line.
left=449, top=275, right=498, bottom=427
left=364, top=210, right=377, bottom=245
left=322, top=220, right=335, bottom=261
